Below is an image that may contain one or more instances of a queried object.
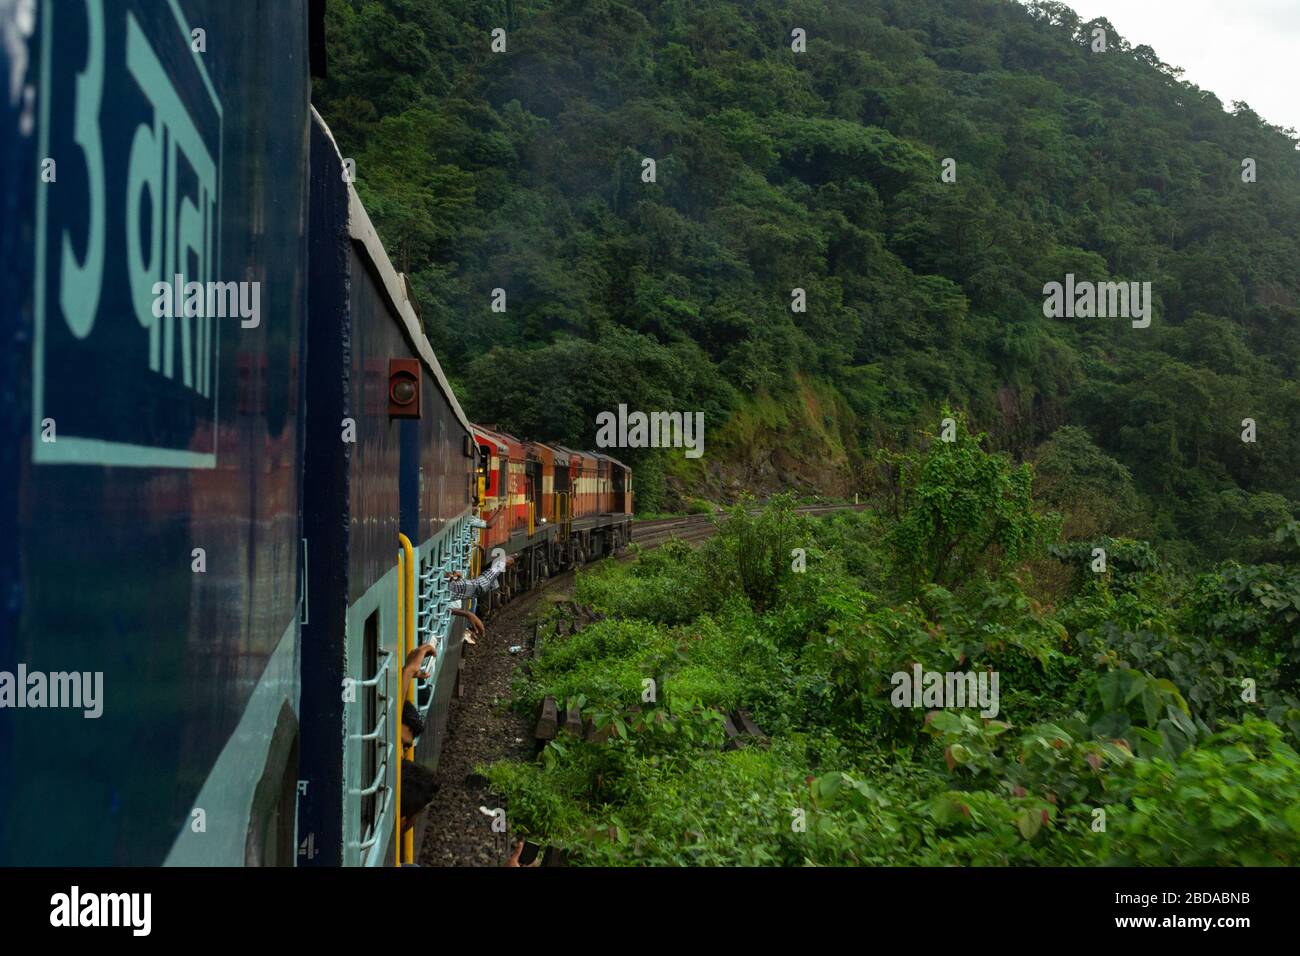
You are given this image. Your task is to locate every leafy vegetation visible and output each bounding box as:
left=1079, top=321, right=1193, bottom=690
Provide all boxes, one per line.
left=484, top=428, right=1300, bottom=865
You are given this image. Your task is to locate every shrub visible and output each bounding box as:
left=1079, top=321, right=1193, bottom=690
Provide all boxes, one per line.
left=1100, top=718, right=1300, bottom=866
left=881, top=413, right=1059, bottom=593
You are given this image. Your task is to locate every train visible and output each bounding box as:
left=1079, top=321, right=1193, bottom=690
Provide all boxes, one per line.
left=0, top=0, right=632, bottom=866
left=472, top=425, right=632, bottom=605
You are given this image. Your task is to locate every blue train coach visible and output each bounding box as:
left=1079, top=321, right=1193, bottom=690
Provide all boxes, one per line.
left=0, top=0, right=477, bottom=866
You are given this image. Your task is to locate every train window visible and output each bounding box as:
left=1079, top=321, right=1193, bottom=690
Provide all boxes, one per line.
left=417, top=544, right=439, bottom=713
left=359, top=611, right=379, bottom=837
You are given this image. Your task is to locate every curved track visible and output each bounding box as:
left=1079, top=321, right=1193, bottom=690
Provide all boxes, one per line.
left=629, top=503, right=868, bottom=549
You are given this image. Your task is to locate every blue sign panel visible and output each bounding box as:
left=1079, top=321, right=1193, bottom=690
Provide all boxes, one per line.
left=34, top=0, right=223, bottom=467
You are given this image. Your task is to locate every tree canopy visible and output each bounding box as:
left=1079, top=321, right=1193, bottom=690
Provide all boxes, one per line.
left=315, top=0, right=1300, bottom=553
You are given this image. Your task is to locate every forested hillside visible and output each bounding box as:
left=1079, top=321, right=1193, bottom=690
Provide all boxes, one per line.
left=313, top=0, right=1300, bottom=563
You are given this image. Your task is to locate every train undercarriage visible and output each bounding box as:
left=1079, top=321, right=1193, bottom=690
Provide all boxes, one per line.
left=476, top=518, right=632, bottom=613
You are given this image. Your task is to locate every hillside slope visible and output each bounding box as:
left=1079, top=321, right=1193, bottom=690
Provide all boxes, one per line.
left=314, top=0, right=1300, bottom=562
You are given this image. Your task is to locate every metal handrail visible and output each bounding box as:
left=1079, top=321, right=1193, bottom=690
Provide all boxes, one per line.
left=557, top=491, right=572, bottom=538
left=356, top=782, right=392, bottom=852
left=397, top=534, right=416, bottom=866
left=353, top=649, right=394, bottom=689
left=352, top=707, right=389, bottom=743
left=352, top=757, right=389, bottom=797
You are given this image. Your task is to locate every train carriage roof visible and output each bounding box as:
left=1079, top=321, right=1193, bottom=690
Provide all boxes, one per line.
left=523, top=439, right=565, bottom=461
left=313, top=107, right=472, bottom=437
left=547, top=443, right=583, bottom=462
left=471, top=424, right=524, bottom=458
left=592, top=452, right=630, bottom=471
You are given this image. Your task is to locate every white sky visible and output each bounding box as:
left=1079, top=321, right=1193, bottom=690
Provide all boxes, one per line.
left=1030, top=0, right=1300, bottom=134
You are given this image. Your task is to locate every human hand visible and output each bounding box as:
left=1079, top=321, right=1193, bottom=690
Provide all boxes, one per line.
left=403, top=644, right=435, bottom=676
left=505, top=840, right=541, bottom=868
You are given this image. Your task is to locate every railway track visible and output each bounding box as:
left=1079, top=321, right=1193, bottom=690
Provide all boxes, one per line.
left=629, top=502, right=868, bottom=549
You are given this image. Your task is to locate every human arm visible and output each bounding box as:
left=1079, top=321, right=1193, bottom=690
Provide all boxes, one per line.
left=451, top=607, right=484, bottom=641
left=401, top=644, right=435, bottom=702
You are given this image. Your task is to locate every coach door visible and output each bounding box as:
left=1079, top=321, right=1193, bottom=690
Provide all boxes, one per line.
left=613, top=466, right=627, bottom=514
left=525, top=457, right=542, bottom=535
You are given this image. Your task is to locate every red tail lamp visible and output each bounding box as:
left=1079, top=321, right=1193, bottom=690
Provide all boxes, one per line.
left=388, top=359, right=421, bottom=418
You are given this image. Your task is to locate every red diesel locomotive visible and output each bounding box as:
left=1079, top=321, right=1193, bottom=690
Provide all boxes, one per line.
left=471, top=425, right=633, bottom=605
